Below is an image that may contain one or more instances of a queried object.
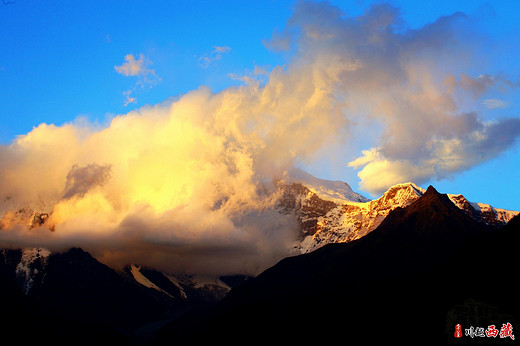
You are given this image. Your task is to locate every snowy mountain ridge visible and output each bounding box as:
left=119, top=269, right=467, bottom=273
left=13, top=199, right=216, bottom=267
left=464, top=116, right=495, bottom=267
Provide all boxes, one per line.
left=282, top=168, right=370, bottom=204
left=447, top=194, right=518, bottom=226
left=284, top=181, right=427, bottom=253
left=278, top=172, right=518, bottom=254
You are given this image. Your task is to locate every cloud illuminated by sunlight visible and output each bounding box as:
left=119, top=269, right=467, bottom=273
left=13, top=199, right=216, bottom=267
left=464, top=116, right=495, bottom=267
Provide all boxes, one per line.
left=1, top=1, right=519, bottom=275
left=115, top=53, right=161, bottom=106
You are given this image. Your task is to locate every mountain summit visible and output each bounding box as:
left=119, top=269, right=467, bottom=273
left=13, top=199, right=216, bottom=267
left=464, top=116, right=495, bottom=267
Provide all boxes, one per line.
left=278, top=172, right=517, bottom=254
left=282, top=167, right=370, bottom=203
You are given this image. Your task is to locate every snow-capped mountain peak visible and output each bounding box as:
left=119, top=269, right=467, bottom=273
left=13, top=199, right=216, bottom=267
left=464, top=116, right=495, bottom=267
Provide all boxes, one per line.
left=294, top=181, right=425, bottom=253
left=282, top=173, right=517, bottom=254
left=375, top=182, right=424, bottom=207
left=282, top=168, right=370, bottom=204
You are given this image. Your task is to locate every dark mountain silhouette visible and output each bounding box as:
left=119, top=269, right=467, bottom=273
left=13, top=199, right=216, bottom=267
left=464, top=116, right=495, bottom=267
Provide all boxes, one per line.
left=0, top=247, right=222, bottom=344
left=35, top=248, right=181, bottom=331
left=154, top=186, right=519, bottom=344
left=0, top=246, right=247, bottom=344
left=0, top=248, right=135, bottom=345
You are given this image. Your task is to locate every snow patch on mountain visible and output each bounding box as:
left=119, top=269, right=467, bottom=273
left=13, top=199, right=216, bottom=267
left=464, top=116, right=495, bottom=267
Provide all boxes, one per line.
left=129, top=264, right=174, bottom=298
left=15, top=248, right=51, bottom=294
left=190, top=275, right=231, bottom=290
left=127, top=267, right=233, bottom=303
left=165, top=274, right=188, bottom=299
left=448, top=194, right=519, bottom=226
left=492, top=207, right=519, bottom=223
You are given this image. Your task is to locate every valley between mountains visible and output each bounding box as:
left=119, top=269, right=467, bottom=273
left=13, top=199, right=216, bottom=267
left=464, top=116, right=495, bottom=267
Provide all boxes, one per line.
left=0, top=170, right=518, bottom=344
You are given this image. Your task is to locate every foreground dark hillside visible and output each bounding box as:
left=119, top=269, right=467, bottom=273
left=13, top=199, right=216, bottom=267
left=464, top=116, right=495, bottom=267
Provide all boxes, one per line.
left=154, top=186, right=520, bottom=344
left=0, top=247, right=236, bottom=345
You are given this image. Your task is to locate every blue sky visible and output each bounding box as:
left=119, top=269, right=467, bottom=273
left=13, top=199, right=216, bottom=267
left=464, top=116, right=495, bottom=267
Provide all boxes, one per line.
left=1, top=0, right=519, bottom=210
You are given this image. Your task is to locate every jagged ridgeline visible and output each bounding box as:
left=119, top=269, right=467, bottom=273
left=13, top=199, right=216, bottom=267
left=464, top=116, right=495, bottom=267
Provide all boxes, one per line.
left=277, top=169, right=517, bottom=253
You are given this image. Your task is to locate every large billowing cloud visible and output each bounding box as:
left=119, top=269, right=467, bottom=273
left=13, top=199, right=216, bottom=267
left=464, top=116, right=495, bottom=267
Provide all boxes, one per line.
left=0, top=1, right=518, bottom=274
left=271, top=1, right=520, bottom=196
left=0, top=62, right=346, bottom=274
